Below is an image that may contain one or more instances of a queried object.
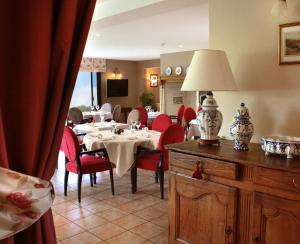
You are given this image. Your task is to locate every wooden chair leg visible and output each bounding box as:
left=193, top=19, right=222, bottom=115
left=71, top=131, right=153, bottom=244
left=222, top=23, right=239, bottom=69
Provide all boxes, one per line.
left=93, top=173, right=96, bottom=184
left=131, top=167, right=137, bottom=194
left=131, top=167, right=135, bottom=194
left=64, top=171, right=69, bottom=196
left=159, top=169, right=165, bottom=199
left=134, top=167, right=137, bottom=193
left=89, top=173, right=93, bottom=187
left=155, top=172, right=158, bottom=183
left=109, top=169, right=115, bottom=195
left=77, top=173, right=83, bottom=203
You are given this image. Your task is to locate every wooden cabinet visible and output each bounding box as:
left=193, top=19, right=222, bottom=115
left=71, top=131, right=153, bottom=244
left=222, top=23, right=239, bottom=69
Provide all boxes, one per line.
left=251, top=192, right=300, bottom=244
left=167, top=140, right=300, bottom=244
left=169, top=173, right=237, bottom=244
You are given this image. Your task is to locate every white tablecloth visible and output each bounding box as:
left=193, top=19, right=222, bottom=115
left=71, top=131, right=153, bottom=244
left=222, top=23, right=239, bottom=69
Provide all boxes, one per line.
left=147, top=112, right=161, bottom=125
left=74, top=122, right=129, bottom=134
left=83, top=130, right=161, bottom=176
left=83, top=111, right=113, bottom=122
left=187, top=119, right=201, bottom=140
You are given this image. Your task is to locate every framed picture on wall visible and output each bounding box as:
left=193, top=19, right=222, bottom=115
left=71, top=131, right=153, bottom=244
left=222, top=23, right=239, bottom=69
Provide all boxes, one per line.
left=279, top=22, right=300, bottom=65
left=150, top=74, right=158, bottom=87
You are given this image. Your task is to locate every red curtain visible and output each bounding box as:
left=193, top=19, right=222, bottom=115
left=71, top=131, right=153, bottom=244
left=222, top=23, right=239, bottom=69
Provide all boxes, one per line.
left=0, top=0, right=96, bottom=243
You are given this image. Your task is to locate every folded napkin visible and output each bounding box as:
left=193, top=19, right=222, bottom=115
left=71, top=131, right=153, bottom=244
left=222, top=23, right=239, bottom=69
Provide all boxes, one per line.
left=86, top=132, right=102, bottom=139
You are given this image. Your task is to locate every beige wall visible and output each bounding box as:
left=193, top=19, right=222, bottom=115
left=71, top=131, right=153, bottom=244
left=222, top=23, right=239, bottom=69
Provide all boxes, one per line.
left=136, top=60, right=160, bottom=105
left=160, top=51, right=198, bottom=112
left=101, top=59, right=138, bottom=108
left=210, top=0, right=300, bottom=142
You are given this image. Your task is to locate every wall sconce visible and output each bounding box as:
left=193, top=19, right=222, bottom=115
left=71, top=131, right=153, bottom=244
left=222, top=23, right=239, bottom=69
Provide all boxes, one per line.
left=112, top=68, right=122, bottom=79
left=271, top=0, right=300, bottom=16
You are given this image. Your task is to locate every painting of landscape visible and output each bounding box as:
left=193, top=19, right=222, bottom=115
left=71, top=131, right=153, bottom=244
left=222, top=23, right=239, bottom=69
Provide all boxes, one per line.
left=285, top=31, right=300, bottom=56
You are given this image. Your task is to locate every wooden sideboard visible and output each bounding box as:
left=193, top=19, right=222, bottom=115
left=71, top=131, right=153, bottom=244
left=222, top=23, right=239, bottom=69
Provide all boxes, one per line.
left=167, top=140, right=300, bottom=244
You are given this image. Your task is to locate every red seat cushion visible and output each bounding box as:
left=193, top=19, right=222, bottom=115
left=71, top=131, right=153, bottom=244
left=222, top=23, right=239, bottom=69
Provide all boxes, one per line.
left=136, top=152, right=169, bottom=171
left=66, top=155, right=111, bottom=174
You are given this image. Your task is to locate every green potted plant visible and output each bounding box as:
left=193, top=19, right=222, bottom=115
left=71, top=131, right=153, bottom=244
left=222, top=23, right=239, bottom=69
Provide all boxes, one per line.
left=139, top=92, right=155, bottom=107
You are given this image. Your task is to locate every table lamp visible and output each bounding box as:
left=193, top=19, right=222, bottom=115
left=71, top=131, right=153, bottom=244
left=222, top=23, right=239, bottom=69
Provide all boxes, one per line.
left=181, top=49, right=237, bottom=145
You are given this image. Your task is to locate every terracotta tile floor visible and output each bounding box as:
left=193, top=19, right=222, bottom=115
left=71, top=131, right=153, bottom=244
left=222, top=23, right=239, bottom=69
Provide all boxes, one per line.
left=52, top=155, right=168, bottom=244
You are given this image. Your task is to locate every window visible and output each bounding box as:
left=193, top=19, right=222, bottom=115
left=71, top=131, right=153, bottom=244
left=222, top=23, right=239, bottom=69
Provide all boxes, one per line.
left=70, top=72, right=98, bottom=110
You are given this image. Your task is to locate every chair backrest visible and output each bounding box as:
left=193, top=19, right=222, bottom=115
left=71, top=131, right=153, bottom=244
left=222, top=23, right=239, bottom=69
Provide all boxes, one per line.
left=135, top=105, right=148, bottom=126
left=68, top=107, right=83, bottom=124
left=127, top=109, right=140, bottom=124
left=184, top=107, right=197, bottom=124
left=152, top=114, right=172, bottom=132
left=112, top=104, right=122, bottom=122
left=101, top=103, right=112, bottom=112
left=158, top=124, right=184, bottom=164
left=177, top=105, right=185, bottom=124
left=60, top=126, right=80, bottom=162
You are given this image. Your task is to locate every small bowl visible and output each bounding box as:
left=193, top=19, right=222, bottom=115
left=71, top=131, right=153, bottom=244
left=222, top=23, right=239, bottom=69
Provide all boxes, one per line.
left=261, top=136, right=300, bottom=159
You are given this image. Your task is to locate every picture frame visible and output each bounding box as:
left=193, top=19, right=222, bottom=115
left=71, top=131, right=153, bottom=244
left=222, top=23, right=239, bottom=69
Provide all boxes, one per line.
left=150, top=74, right=158, bottom=87
left=279, top=22, right=300, bottom=65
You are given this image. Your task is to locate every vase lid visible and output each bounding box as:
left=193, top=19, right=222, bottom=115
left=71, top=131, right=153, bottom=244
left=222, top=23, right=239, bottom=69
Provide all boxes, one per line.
left=202, top=91, right=218, bottom=110
left=235, top=102, right=250, bottom=118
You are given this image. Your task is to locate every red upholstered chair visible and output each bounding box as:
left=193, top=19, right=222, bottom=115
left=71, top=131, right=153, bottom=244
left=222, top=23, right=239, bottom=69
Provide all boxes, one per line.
left=152, top=114, right=172, bottom=133
left=170, top=105, right=185, bottom=125
left=135, top=105, right=148, bottom=128
left=183, top=107, right=197, bottom=140
left=184, top=107, right=196, bottom=125
left=60, top=126, right=114, bottom=202
left=131, top=124, right=184, bottom=199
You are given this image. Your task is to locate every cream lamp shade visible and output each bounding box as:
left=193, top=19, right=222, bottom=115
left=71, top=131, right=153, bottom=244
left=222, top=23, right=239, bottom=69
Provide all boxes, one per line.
left=181, top=49, right=237, bottom=91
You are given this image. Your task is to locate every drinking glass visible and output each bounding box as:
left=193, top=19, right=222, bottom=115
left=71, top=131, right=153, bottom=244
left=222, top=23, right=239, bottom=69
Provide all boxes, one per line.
left=136, top=121, right=141, bottom=130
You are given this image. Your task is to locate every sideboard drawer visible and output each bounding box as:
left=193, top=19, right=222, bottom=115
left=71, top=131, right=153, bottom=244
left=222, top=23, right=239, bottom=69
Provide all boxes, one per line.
left=253, top=167, right=300, bottom=193
left=170, top=151, right=239, bottom=180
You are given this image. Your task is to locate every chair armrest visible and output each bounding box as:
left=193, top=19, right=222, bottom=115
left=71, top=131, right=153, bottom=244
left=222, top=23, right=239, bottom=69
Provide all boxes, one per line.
left=79, top=148, right=107, bottom=156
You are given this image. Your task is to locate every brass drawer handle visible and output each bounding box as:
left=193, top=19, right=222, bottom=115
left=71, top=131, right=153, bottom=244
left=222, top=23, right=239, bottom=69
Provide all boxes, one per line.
left=293, top=178, right=299, bottom=188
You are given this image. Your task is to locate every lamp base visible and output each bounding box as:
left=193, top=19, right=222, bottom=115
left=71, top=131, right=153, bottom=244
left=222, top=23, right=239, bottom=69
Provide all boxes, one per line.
left=198, top=138, right=220, bottom=146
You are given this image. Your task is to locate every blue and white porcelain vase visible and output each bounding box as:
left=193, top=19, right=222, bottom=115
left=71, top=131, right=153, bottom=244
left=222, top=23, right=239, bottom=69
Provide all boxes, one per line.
left=230, top=103, right=254, bottom=150
left=197, top=91, right=223, bottom=140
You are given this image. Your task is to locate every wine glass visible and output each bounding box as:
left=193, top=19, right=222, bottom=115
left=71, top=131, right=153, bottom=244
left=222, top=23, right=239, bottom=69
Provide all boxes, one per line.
left=131, top=120, right=136, bottom=132
left=96, top=105, right=100, bottom=111
left=111, top=123, right=116, bottom=134
left=136, top=121, right=141, bottom=130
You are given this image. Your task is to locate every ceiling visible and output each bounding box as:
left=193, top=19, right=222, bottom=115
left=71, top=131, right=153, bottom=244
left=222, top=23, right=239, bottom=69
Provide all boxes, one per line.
left=83, top=0, right=209, bottom=61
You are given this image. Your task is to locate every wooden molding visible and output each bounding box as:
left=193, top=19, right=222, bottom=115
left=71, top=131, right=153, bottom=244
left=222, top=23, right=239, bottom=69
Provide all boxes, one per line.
left=160, top=75, right=186, bottom=82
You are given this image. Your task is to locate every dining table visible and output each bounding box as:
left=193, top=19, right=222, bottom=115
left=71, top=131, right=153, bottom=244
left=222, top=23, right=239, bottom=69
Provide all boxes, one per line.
left=82, top=110, right=113, bottom=122
left=83, top=129, right=161, bottom=177
left=73, top=121, right=130, bottom=134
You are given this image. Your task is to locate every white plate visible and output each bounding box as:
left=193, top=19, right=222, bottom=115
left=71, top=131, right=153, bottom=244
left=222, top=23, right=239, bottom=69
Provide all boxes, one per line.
left=185, top=66, right=189, bottom=74
left=175, top=66, right=182, bottom=75
left=165, top=66, right=172, bottom=76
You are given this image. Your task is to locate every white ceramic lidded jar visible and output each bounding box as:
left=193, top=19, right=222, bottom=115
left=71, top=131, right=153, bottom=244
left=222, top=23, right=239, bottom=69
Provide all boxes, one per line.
left=230, top=103, right=254, bottom=150
left=197, top=91, right=223, bottom=140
